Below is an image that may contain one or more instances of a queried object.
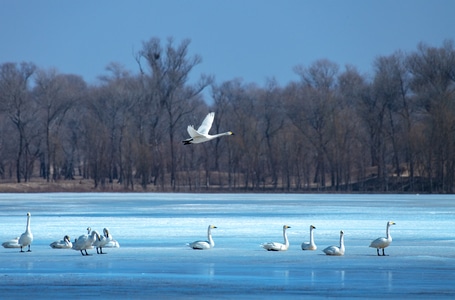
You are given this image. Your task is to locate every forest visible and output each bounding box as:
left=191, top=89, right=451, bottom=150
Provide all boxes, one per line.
left=0, top=37, right=454, bottom=193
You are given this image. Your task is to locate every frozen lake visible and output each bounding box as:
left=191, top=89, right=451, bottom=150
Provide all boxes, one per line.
left=1, top=193, right=454, bottom=299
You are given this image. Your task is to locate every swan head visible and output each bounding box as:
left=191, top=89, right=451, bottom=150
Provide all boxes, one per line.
left=103, top=228, right=110, bottom=237
left=27, top=212, right=31, bottom=217
left=209, top=225, right=217, bottom=229
left=228, top=131, right=234, bottom=135
left=283, top=225, right=291, bottom=229
left=340, top=230, right=344, bottom=236
left=388, top=221, right=396, bottom=226
left=310, top=225, right=316, bottom=229
left=64, top=235, right=71, bottom=242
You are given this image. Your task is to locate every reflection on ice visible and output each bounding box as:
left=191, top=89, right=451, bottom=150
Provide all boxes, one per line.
left=1, top=193, right=455, bottom=298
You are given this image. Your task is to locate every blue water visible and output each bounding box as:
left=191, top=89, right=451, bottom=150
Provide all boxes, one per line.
left=1, top=193, right=454, bottom=298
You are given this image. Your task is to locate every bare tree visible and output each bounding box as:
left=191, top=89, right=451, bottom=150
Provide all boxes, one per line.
left=34, top=69, right=85, bottom=181
left=0, top=62, right=38, bottom=182
left=292, top=59, right=339, bottom=189
left=407, top=40, right=455, bottom=192
left=137, top=37, right=213, bottom=189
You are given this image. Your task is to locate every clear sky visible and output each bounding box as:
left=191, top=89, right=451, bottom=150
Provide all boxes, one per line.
left=1, top=0, right=454, bottom=90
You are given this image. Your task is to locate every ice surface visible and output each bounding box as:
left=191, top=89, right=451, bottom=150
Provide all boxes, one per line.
left=1, top=193, right=454, bottom=298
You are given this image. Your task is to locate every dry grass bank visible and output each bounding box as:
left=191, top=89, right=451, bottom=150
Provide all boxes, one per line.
left=0, top=178, right=131, bottom=193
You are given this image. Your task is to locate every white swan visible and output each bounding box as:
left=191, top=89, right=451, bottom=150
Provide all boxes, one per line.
left=2, top=237, right=21, bottom=248
left=187, top=225, right=217, bottom=250
left=261, top=225, right=291, bottom=251
left=323, top=230, right=345, bottom=256
left=83, top=227, right=94, bottom=249
left=93, top=228, right=112, bottom=254
left=18, top=212, right=33, bottom=252
left=72, top=230, right=101, bottom=256
left=182, top=112, right=234, bottom=145
left=301, top=225, right=317, bottom=250
left=103, top=228, right=119, bottom=248
left=369, top=221, right=396, bottom=256
left=50, top=235, right=73, bottom=249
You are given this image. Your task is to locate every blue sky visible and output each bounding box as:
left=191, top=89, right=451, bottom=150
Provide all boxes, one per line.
left=1, top=0, right=454, bottom=91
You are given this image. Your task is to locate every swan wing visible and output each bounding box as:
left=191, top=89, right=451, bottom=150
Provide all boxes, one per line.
left=197, top=112, right=215, bottom=135
left=301, top=242, right=317, bottom=251
left=262, top=242, right=286, bottom=251
left=50, top=239, right=72, bottom=249
left=187, top=125, right=202, bottom=138
left=2, top=237, right=21, bottom=248
left=73, top=234, right=94, bottom=250
left=72, top=235, right=87, bottom=250
left=188, top=240, right=211, bottom=250
left=369, top=237, right=389, bottom=248
left=105, top=239, right=120, bottom=248
left=323, top=246, right=341, bottom=255
left=19, top=232, right=33, bottom=246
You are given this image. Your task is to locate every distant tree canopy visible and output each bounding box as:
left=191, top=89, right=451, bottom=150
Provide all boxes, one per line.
left=1, top=38, right=455, bottom=193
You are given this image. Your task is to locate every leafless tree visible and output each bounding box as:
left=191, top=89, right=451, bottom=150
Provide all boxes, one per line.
left=407, top=40, right=455, bottom=192
left=0, top=62, right=38, bottom=182
left=34, top=69, right=85, bottom=181
left=137, top=37, right=213, bottom=189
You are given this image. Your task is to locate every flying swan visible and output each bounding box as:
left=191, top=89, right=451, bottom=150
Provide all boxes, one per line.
left=369, top=221, right=396, bottom=256
left=2, top=237, right=21, bottom=248
left=182, top=112, right=234, bottom=145
left=323, top=230, right=345, bottom=256
left=50, top=235, right=73, bottom=249
left=72, top=230, right=101, bottom=256
left=187, top=225, right=217, bottom=250
left=301, top=225, right=317, bottom=250
left=19, top=212, right=33, bottom=252
left=261, top=225, right=291, bottom=251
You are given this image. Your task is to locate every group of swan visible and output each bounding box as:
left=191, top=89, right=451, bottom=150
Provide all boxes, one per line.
left=1, top=213, right=119, bottom=255
left=261, top=222, right=395, bottom=256
left=72, top=230, right=101, bottom=256
left=182, top=112, right=234, bottom=145
left=71, top=227, right=119, bottom=256
left=186, top=222, right=396, bottom=257
left=3, top=213, right=395, bottom=256
left=260, top=225, right=344, bottom=255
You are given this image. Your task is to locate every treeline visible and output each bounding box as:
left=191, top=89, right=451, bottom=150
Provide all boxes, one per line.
left=1, top=37, right=455, bottom=193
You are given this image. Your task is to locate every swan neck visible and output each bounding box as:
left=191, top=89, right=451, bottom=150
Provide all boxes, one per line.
left=386, top=224, right=392, bottom=240
left=309, top=228, right=314, bottom=244
left=340, top=234, right=344, bottom=250
left=283, top=228, right=289, bottom=246
left=26, top=214, right=31, bottom=232
left=214, top=132, right=230, bottom=138
left=207, top=227, right=214, bottom=247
